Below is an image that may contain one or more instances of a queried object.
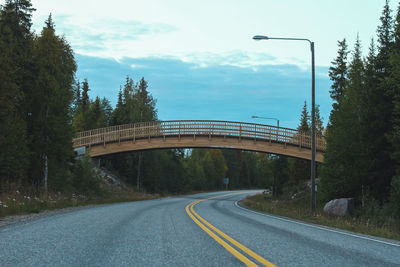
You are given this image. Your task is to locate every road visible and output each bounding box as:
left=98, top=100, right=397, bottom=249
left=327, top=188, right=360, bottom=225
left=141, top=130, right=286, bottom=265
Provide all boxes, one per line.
left=0, top=190, right=399, bottom=266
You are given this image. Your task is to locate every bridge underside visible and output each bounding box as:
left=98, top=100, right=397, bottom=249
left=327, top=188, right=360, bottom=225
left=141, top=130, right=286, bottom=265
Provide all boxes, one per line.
left=87, top=135, right=324, bottom=162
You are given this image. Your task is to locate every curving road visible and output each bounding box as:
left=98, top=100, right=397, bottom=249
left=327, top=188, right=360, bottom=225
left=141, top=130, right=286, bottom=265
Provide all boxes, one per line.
left=0, top=190, right=399, bottom=266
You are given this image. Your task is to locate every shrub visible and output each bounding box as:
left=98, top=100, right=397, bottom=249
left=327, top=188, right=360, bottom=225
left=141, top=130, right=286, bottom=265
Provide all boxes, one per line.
left=72, top=156, right=104, bottom=197
left=390, top=175, right=400, bottom=219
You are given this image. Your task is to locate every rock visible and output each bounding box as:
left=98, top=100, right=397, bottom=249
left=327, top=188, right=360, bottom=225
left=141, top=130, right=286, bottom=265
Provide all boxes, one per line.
left=323, top=198, right=354, bottom=216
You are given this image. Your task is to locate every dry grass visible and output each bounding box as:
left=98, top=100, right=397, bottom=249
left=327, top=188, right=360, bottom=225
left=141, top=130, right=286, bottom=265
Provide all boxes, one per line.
left=242, top=193, right=400, bottom=241
left=0, top=189, right=158, bottom=219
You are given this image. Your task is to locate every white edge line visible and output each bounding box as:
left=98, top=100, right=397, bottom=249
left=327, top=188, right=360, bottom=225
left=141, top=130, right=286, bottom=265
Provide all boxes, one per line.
left=234, top=200, right=400, bottom=248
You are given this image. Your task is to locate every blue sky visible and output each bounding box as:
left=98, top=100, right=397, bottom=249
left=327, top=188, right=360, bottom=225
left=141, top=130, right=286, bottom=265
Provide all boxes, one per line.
left=14, top=0, right=399, bottom=128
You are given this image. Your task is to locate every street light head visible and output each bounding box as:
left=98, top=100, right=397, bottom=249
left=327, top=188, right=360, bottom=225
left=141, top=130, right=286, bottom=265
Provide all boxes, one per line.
left=253, top=35, right=269, bottom=40
left=251, top=115, right=258, bottom=118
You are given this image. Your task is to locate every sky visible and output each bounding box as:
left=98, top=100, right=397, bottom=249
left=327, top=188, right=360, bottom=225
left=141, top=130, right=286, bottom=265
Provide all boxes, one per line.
left=9, top=0, right=398, bottom=128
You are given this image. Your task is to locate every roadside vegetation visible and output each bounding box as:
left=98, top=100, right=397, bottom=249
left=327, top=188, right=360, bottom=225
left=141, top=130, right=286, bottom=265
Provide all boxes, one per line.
left=243, top=192, right=400, bottom=241
left=0, top=156, right=158, bottom=219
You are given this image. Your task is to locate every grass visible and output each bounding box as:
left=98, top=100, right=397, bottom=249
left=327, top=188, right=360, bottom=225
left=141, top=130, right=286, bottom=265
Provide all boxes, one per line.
left=0, top=189, right=159, bottom=219
left=242, top=193, right=400, bottom=241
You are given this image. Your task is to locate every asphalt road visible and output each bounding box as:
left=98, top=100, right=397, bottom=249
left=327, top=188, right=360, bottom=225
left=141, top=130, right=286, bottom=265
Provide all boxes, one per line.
left=0, top=190, right=399, bottom=266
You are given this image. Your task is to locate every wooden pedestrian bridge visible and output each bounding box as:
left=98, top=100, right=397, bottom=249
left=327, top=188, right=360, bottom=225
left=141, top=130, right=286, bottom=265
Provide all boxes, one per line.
left=73, top=120, right=325, bottom=162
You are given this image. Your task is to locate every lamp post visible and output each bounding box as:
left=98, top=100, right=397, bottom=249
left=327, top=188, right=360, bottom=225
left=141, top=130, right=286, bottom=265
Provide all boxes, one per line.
left=253, top=35, right=316, bottom=213
left=251, top=115, right=279, bottom=128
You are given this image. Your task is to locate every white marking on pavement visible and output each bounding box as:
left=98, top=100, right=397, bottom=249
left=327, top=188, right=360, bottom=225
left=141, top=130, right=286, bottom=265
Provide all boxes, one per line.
left=234, top=200, right=400, bottom=248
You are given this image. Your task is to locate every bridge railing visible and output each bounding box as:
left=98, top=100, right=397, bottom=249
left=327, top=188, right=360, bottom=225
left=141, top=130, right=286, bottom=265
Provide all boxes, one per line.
left=73, top=120, right=326, bottom=151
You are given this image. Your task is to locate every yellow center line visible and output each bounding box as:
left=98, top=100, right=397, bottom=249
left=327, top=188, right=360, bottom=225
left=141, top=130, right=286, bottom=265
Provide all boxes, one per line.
left=185, top=193, right=276, bottom=267
left=185, top=203, right=257, bottom=266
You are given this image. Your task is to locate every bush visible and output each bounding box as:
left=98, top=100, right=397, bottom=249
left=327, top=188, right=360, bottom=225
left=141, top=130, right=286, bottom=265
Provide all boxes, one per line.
left=72, top=156, right=104, bottom=197
left=390, top=175, right=400, bottom=219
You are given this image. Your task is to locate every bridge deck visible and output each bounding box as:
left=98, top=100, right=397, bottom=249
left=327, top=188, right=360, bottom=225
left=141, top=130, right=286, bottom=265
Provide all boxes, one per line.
left=73, top=120, right=325, bottom=162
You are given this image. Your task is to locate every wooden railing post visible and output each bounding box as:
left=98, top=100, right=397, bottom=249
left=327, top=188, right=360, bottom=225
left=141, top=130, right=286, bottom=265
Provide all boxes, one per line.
left=254, top=124, right=257, bottom=142
left=239, top=123, right=242, bottom=142
left=209, top=121, right=212, bottom=141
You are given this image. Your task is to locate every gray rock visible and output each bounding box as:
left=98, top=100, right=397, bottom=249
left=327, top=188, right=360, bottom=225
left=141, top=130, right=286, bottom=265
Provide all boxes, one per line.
left=323, top=198, right=354, bottom=216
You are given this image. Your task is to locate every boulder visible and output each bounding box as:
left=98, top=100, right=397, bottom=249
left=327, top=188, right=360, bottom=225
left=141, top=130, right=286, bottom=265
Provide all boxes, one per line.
left=323, top=198, right=354, bottom=216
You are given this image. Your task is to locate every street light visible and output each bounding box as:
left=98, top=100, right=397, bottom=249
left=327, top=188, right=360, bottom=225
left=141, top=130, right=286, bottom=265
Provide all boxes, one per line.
left=253, top=34, right=317, bottom=213
left=251, top=115, right=279, bottom=128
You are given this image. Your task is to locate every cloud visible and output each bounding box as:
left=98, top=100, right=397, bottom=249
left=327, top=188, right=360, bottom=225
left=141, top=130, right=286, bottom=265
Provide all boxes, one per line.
left=32, top=14, right=306, bottom=69
left=75, top=54, right=332, bottom=129
left=33, top=14, right=178, bottom=59
left=182, top=51, right=277, bottom=69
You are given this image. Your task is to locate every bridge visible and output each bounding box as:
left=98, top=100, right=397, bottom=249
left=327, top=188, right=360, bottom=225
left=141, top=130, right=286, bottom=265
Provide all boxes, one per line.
left=73, top=120, right=325, bottom=162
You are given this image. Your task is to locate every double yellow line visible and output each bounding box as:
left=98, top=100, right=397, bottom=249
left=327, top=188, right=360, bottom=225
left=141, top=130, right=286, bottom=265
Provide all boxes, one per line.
left=185, top=193, right=276, bottom=267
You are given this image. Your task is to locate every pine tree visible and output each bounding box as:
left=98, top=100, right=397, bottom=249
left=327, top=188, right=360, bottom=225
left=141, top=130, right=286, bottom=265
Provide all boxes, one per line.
left=315, top=105, right=324, bottom=135
left=288, top=102, right=311, bottom=186
left=366, top=0, right=396, bottom=203
left=135, top=77, right=157, bottom=122
left=389, top=3, right=400, bottom=173
left=81, top=79, right=90, bottom=113
left=89, top=97, right=107, bottom=129
left=0, top=0, right=35, bottom=187
left=100, top=97, right=113, bottom=125
left=271, top=156, right=289, bottom=197
left=328, top=39, right=349, bottom=107
left=72, top=79, right=81, bottom=115
left=111, top=87, right=124, bottom=125
left=388, top=3, right=400, bottom=215
left=320, top=38, right=366, bottom=201
left=31, top=14, right=76, bottom=191
left=377, top=0, right=394, bottom=77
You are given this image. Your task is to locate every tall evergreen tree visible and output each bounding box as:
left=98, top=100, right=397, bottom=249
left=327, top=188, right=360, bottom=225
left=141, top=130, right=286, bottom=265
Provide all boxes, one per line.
left=377, top=0, right=394, bottom=77
left=388, top=3, right=400, bottom=215
left=298, top=101, right=310, bottom=133
left=137, top=77, right=157, bottom=121
left=72, top=79, right=81, bottom=115
left=88, top=97, right=107, bottom=129
left=321, top=38, right=366, bottom=201
left=366, top=0, right=396, bottom=203
left=81, top=79, right=90, bottom=113
left=328, top=39, right=349, bottom=108
left=31, top=14, right=76, bottom=190
left=0, top=0, right=35, bottom=187
left=289, top=101, right=311, bottom=186
left=315, top=105, right=324, bottom=135
left=271, top=156, right=289, bottom=197
left=389, top=3, right=400, bottom=175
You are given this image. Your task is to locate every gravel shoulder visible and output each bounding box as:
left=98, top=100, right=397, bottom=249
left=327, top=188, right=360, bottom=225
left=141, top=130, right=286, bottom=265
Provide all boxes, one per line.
left=0, top=203, right=109, bottom=228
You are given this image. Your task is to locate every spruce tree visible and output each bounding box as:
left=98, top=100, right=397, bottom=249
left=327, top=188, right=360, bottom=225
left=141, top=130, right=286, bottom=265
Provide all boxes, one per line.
left=298, top=101, right=310, bottom=133
left=32, top=14, right=76, bottom=191
left=288, top=101, right=311, bottom=186
left=111, top=87, right=124, bottom=125
left=320, top=38, right=365, bottom=201
left=367, top=0, right=396, bottom=203
left=0, top=0, right=34, bottom=187
left=81, top=79, right=90, bottom=113
left=315, top=105, right=324, bottom=135
left=388, top=3, right=400, bottom=214
left=389, top=3, right=400, bottom=174
left=89, top=97, right=107, bottom=129
left=328, top=39, right=349, bottom=108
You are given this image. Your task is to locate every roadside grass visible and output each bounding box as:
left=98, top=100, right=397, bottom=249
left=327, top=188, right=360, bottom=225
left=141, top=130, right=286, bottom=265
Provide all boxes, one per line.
left=0, top=189, right=159, bottom=219
left=242, top=193, right=400, bottom=241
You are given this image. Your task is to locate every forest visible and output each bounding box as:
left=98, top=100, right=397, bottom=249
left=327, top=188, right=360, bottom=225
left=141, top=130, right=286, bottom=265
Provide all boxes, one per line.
left=0, top=0, right=399, bottom=221
left=0, top=0, right=320, bottom=198
left=321, top=1, right=400, bottom=219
